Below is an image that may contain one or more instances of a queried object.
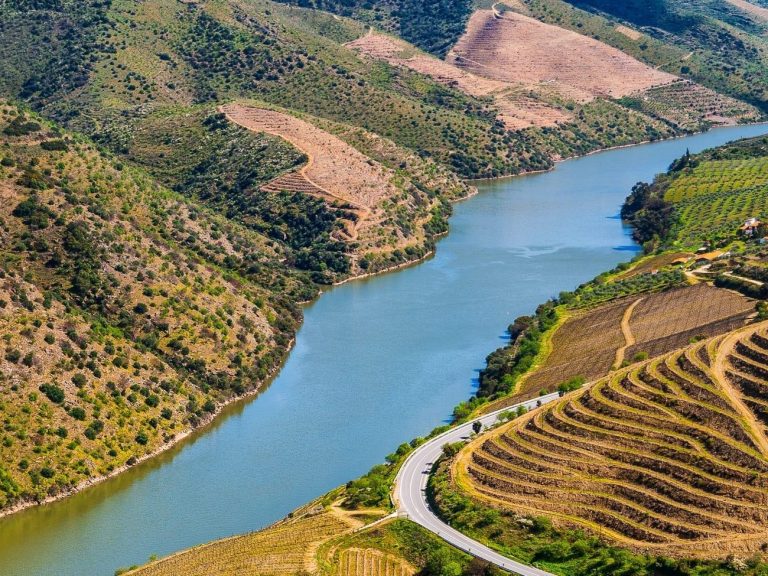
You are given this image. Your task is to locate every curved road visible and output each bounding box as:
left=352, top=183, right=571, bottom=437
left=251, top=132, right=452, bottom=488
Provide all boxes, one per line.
left=393, top=393, right=561, bottom=576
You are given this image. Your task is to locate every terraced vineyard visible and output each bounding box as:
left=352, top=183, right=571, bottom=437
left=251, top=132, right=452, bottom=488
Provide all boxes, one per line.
left=129, top=509, right=353, bottom=575
left=665, top=157, right=768, bottom=202
left=520, top=284, right=754, bottom=398
left=337, top=548, right=415, bottom=576
left=521, top=299, right=628, bottom=396
left=627, top=81, right=761, bottom=131
left=675, top=186, right=768, bottom=247
left=626, top=283, right=756, bottom=358
left=457, top=322, right=768, bottom=558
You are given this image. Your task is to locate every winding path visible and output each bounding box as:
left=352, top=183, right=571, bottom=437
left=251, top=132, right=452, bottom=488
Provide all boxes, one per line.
left=614, top=297, right=643, bottom=367
left=393, top=393, right=561, bottom=575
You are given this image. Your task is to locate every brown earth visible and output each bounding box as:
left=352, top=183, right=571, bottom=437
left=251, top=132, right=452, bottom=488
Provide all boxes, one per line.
left=497, top=284, right=755, bottom=407
left=726, top=0, right=768, bottom=23
left=615, top=24, right=643, bottom=40
left=457, top=322, right=768, bottom=558
left=221, top=104, right=399, bottom=241
left=346, top=31, right=571, bottom=130
left=447, top=9, right=677, bottom=103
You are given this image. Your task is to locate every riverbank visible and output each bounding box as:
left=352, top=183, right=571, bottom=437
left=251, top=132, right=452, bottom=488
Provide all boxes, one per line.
left=4, top=123, right=768, bottom=576
left=0, top=331, right=297, bottom=521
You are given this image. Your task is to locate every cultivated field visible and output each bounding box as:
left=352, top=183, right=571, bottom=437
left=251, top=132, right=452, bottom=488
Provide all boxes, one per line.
left=665, top=157, right=768, bottom=202
left=661, top=155, right=768, bottom=247
left=221, top=104, right=399, bottom=240
left=625, top=283, right=756, bottom=360
left=129, top=508, right=355, bottom=575
left=346, top=31, right=571, bottom=130
left=519, top=284, right=754, bottom=396
left=337, top=548, right=415, bottom=576
left=521, top=299, right=628, bottom=396
left=630, top=81, right=761, bottom=130
left=457, top=322, right=768, bottom=558
left=447, top=9, right=676, bottom=102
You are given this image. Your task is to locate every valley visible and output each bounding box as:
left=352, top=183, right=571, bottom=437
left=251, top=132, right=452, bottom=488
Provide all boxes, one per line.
left=1, top=0, right=768, bottom=574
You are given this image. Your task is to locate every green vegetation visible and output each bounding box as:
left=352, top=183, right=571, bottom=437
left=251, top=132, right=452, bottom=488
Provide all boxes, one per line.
left=268, top=0, right=474, bottom=57
left=623, top=136, right=768, bottom=250
left=520, top=0, right=768, bottom=113
left=0, top=102, right=313, bottom=511
left=476, top=302, right=559, bottom=400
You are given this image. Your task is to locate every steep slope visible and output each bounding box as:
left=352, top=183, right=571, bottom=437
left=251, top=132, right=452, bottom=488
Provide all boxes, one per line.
left=448, top=9, right=676, bottom=102
left=622, top=134, right=768, bottom=250
left=346, top=30, right=571, bottom=130
left=445, top=5, right=760, bottom=131
left=518, top=0, right=768, bottom=113
left=221, top=103, right=463, bottom=268
left=457, top=324, right=768, bottom=558
left=0, top=103, right=310, bottom=513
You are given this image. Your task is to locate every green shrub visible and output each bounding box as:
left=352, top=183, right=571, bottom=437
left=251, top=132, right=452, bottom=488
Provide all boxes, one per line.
left=39, top=383, right=65, bottom=404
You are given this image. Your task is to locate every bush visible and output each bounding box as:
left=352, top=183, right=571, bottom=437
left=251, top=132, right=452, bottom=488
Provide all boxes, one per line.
left=558, top=376, right=585, bottom=394
left=69, top=407, right=86, bottom=421
left=39, top=383, right=65, bottom=404
left=5, top=349, right=21, bottom=363
left=40, top=139, right=68, bottom=151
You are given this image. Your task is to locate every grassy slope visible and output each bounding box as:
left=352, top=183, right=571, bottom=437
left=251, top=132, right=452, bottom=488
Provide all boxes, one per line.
left=0, top=102, right=313, bottom=512
left=623, top=135, right=768, bottom=251
left=520, top=0, right=768, bottom=112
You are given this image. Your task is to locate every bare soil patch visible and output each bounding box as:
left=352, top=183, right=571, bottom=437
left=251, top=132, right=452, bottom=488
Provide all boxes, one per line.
left=447, top=10, right=676, bottom=102
left=346, top=31, right=570, bottom=130
left=615, top=24, right=643, bottom=40
left=222, top=104, right=402, bottom=240
left=726, top=0, right=768, bottom=23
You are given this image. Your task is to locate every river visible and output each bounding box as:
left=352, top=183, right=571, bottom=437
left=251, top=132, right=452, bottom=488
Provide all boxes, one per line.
left=1, top=125, right=767, bottom=576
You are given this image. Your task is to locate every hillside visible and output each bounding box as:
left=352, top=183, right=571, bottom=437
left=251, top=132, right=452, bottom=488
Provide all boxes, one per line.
left=1, top=0, right=761, bottom=199
left=446, top=4, right=761, bottom=132
left=513, top=0, right=768, bottom=114
left=456, top=323, right=768, bottom=558
left=449, top=9, right=676, bottom=102
left=124, top=493, right=477, bottom=576
left=622, top=135, right=768, bottom=251
left=0, top=102, right=314, bottom=513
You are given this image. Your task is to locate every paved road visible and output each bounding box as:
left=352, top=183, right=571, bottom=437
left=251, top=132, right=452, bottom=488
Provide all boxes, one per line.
left=393, top=393, right=561, bottom=576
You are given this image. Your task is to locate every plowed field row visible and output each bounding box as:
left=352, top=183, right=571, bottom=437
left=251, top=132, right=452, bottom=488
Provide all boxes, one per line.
left=458, top=323, right=768, bottom=558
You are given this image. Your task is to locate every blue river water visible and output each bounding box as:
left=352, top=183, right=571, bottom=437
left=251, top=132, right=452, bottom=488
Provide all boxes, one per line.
left=1, top=124, right=767, bottom=575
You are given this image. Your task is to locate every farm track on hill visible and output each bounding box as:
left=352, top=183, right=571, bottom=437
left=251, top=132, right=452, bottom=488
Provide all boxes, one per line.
left=519, top=283, right=754, bottom=398
left=457, top=322, right=768, bottom=558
